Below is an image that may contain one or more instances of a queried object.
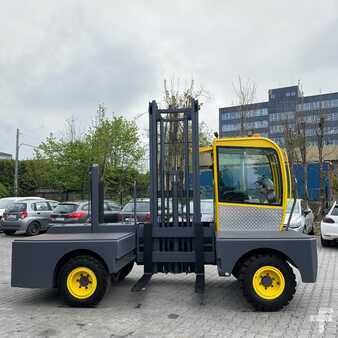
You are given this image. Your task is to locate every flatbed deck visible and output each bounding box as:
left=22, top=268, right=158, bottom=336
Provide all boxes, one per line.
left=16, top=232, right=134, bottom=242
left=217, top=230, right=314, bottom=240
left=12, top=231, right=136, bottom=288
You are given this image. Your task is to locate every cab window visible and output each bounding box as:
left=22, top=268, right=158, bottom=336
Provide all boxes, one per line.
left=217, top=147, right=282, bottom=206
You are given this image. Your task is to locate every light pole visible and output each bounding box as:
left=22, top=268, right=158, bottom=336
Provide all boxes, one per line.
left=13, top=128, right=37, bottom=196
left=14, top=129, right=20, bottom=196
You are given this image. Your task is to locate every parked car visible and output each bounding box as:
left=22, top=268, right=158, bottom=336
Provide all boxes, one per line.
left=320, top=201, right=338, bottom=246
left=186, top=199, right=214, bottom=223
left=0, top=196, right=44, bottom=221
left=284, top=199, right=314, bottom=234
left=170, top=199, right=214, bottom=223
left=49, top=200, right=121, bottom=225
left=47, top=200, right=60, bottom=209
left=0, top=197, right=45, bottom=232
left=2, top=199, right=55, bottom=236
left=121, top=198, right=214, bottom=224
left=120, top=199, right=151, bottom=224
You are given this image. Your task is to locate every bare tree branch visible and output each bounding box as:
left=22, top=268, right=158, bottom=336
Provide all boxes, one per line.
left=232, top=76, right=256, bottom=135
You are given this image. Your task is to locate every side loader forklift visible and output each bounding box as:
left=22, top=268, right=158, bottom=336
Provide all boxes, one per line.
left=11, top=100, right=317, bottom=311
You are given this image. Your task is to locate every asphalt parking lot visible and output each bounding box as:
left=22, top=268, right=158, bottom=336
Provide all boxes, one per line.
left=0, top=233, right=337, bottom=338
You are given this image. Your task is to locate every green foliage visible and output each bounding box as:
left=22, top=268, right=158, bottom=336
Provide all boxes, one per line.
left=36, top=136, right=92, bottom=195
left=88, top=115, right=145, bottom=177
left=199, top=121, right=213, bottom=147
left=34, top=112, right=145, bottom=203
left=0, top=182, right=8, bottom=198
left=0, top=160, right=14, bottom=195
left=332, top=174, right=338, bottom=193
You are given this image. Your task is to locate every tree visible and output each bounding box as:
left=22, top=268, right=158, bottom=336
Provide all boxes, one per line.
left=283, top=120, right=298, bottom=177
left=232, top=76, right=256, bottom=135
left=87, top=114, right=145, bottom=203
left=87, top=115, right=144, bottom=179
left=162, top=78, right=210, bottom=153
left=296, top=90, right=309, bottom=206
left=0, top=160, right=14, bottom=195
left=36, top=135, right=92, bottom=198
left=199, top=121, right=213, bottom=147
left=0, top=182, right=8, bottom=198
left=315, top=115, right=325, bottom=216
left=35, top=107, right=145, bottom=203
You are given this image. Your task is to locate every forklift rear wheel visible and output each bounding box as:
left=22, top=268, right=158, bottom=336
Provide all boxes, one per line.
left=58, top=255, right=108, bottom=307
left=112, top=262, right=134, bottom=282
left=238, top=254, right=296, bottom=311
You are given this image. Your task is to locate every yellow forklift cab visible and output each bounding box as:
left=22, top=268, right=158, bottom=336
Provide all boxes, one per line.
left=201, top=136, right=288, bottom=232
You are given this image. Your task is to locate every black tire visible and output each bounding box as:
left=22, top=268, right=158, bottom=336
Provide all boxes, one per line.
left=3, top=230, right=16, bottom=236
left=238, top=253, right=296, bottom=311
left=232, top=266, right=239, bottom=279
left=321, top=236, right=331, bottom=247
left=58, top=255, right=108, bottom=307
left=112, top=262, right=134, bottom=282
left=26, top=221, right=41, bottom=236
left=308, top=224, right=315, bottom=235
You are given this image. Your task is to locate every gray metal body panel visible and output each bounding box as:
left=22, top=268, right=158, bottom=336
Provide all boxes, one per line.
left=218, top=205, right=283, bottom=231
left=11, top=232, right=136, bottom=288
left=216, top=231, right=317, bottom=282
left=47, top=223, right=136, bottom=234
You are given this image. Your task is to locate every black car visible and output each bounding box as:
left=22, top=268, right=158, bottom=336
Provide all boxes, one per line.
left=120, top=199, right=151, bottom=224
left=49, top=200, right=121, bottom=224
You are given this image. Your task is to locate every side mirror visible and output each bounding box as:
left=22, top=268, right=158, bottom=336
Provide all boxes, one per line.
left=303, top=209, right=311, bottom=216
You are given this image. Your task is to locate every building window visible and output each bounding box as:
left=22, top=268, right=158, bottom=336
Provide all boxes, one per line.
left=305, top=129, right=316, bottom=137
left=222, top=112, right=240, bottom=120
left=269, top=112, right=295, bottom=122
left=270, top=125, right=285, bottom=134
left=245, top=120, right=268, bottom=129
left=297, top=99, right=338, bottom=112
left=221, top=123, right=241, bottom=132
left=273, top=137, right=285, bottom=146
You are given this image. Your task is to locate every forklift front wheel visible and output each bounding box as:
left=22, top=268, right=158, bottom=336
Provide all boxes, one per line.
left=58, top=255, right=108, bottom=307
left=238, top=254, right=296, bottom=311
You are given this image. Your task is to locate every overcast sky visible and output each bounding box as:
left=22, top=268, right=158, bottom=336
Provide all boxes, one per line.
left=1, top=0, right=338, bottom=158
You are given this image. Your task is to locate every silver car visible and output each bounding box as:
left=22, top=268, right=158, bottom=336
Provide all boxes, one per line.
left=2, top=199, right=56, bottom=236
left=284, top=199, right=314, bottom=234
left=0, top=196, right=44, bottom=222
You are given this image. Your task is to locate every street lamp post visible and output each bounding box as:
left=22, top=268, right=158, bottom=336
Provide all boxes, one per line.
left=13, top=128, right=37, bottom=197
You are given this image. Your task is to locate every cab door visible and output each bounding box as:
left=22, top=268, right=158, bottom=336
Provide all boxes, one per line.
left=213, top=137, right=287, bottom=232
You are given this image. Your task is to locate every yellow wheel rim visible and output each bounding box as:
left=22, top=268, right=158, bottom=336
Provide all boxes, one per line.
left=252, top=266, right=285, bottom=300
left=66, top=267, right=97, bottom=299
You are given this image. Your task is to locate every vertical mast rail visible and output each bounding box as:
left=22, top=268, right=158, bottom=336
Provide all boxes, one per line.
left=191, top=99, right=205, bottom=292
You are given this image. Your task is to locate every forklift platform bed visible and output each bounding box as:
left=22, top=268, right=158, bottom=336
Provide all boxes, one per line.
left=11, top=232, right=136, bottom=288
left=217, top=230, right=315, bottom=239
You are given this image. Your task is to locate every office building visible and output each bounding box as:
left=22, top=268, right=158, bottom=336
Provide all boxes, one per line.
left=219, top=85, right=338, bottom=145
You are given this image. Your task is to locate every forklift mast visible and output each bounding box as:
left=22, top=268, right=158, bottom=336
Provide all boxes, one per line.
left=134, top=99, right=206, bottom=292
